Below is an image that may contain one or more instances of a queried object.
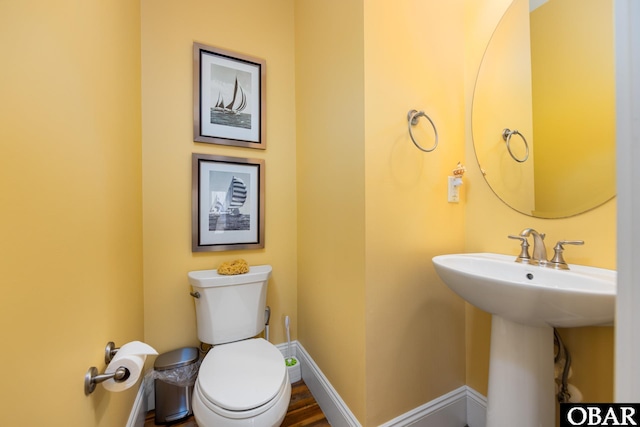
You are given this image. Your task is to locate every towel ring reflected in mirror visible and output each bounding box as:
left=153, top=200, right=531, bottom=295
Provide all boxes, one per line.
left=502, top=128, right=529, bottom=163
left=407, top=109, right=438, bottom=153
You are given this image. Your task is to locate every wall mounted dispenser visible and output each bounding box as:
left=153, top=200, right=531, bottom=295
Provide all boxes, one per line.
left=448, top=162, right=466, bottom=203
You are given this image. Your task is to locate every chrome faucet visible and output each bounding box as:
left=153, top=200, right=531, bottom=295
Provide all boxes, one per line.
left=509, top=228, right=585, bottom=270
left=519, top=228, right=547, bottom=265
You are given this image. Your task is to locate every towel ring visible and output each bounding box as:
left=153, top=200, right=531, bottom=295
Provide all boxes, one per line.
left=502, top=128, right=529, bottom=163
left=407, top=109, right=438, bottom=153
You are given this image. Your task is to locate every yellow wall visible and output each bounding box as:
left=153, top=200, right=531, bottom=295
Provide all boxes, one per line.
left=0, top=1, right=617, bottom=425
left=0, top=1, right=143, bottom=425
left=141, top=0, right=298, bottom=353
left=296, top=1, right=466, bottom=425
left=464, top=0, right=615, bottom=402
left=295, top=0, right=368, bottom=421
left=363, top=1, right=466, bottom=424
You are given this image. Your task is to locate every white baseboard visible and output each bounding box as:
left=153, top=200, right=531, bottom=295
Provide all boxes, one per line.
left=289, top=340, right=488, bottom=427
left=466, top=387, right=488, bottom=427
left=290, top=341, right=362, bottom=426
left=126, top=376, right=153, bottom=427
left=128, top=340, right=488, bottom=427
left=378, top=386, right=467, bottom=427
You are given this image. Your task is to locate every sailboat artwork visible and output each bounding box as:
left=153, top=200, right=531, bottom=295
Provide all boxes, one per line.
left=210, top=69, right=252, bottom=130
left=195, top=43, right=265, bottom=148
left=213, top=77, right=247, bottom=113
left=209, top=175, right=251, bottom=232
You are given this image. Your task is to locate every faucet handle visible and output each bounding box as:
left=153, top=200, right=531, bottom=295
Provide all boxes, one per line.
left=508, top=235, right=531, bottom=263
left=549, top=240, right=585, bottom=270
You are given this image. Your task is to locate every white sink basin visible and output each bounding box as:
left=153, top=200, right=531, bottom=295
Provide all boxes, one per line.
left=432, top=253, right=616, bottom=426
left=432, top=253, right=616, bottom=327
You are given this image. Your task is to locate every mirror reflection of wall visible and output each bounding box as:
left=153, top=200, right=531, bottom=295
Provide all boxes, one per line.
left=472, top=0, right=616, bottom=218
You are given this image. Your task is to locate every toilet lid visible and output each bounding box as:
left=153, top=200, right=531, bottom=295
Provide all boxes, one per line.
left=198, top=338, right=287, bottom=411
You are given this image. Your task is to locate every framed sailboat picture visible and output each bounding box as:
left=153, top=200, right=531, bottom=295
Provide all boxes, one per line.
left=192, top=153, right=265, bottom=252
left=193, top=42, right=266, bottom=149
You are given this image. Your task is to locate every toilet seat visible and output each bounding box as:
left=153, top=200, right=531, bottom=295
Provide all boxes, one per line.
left=197, top=338, right=287, bottom=414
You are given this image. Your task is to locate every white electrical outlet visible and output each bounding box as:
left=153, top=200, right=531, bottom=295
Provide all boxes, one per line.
left=448, top=176, right=460, bottom=203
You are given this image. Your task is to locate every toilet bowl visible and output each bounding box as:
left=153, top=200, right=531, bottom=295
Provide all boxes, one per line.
left=192, top=338, right=290, bottom=427
left=188, top=266, right=292, bottom=427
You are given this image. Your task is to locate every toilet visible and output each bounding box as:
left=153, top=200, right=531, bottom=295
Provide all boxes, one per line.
left=188, top=265, right=291, bottom=427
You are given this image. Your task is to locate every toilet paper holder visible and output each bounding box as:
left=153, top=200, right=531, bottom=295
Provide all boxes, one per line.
left=84, top=365, right=131, bottom=395
left=84, top=341, right=127, bottom=395
left=105, top=341, right=119, bottom=364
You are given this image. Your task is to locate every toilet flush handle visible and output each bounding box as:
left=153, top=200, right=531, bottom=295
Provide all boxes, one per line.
left=190, top=291, right=200, bottom=299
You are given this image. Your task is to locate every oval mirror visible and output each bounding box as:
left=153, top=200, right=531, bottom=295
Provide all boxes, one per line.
left=471, top=0, right=616, bottom=218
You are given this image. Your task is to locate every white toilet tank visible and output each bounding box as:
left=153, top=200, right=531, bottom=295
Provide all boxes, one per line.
left=188, top=265, right=272, bottom=345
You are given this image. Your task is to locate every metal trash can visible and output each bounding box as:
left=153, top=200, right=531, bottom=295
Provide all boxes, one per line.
left=154, top=347, right=200, bottom=424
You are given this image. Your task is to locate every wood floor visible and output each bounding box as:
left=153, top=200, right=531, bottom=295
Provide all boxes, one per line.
left=144, top=380, right=330, bottom=427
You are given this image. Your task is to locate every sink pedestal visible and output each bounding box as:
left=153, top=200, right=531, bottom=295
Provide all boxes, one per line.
left=486, top=315, right=555, bottom=427
left=432, top=253, right=616, bottom=426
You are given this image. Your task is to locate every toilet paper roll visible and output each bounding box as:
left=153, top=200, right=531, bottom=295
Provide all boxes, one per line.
left=103, top=341, right=158, bottom=392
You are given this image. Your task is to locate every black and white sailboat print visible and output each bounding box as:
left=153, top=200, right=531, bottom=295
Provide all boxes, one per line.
left=209, top=175, right=250, bottom=231
left=213, top=77, right=247, bottom=114
left=210, top=69, right=252, bottom=130
left=224, top=176, right=248, bottom=214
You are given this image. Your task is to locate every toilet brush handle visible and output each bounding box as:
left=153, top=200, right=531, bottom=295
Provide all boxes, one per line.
left=284, top=316, right=291, bottom=342
left=285, top=316, right=292, bottom=359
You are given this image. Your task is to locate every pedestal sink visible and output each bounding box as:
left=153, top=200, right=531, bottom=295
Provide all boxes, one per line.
left=432, top=253, right=616, bottom=427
